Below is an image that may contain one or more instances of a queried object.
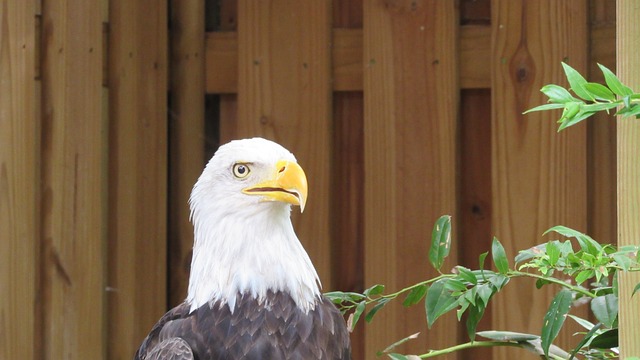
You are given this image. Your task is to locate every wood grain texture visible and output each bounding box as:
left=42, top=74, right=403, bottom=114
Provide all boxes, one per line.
left=587, top=0, right=616, bottom=249
left=459, top=89, right=493, bottom=359
left=168, top=0, right=205, bottom=309
left=40, top=0, right=107, bottom=358
left=236, top=0, right=334, bottom=289
left=332, top=2, right=365, bottom=358
left=0, top=1, right=39, bottom=358
left=205, top=25, right=490, bottom=93
left=107, top=0, right=168, bottom=358
left=491, top=1, right=588, bottom=359
left=363, top=1, right=459, bottom=357
left=616, top=1, right=640, bottom=356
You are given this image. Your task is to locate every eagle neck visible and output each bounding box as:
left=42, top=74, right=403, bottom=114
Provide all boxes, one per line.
left=186, top=203, right=321, bottom=313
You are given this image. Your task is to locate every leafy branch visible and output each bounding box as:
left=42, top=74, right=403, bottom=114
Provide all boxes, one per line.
left=524, top=62, right=640, bottom=131
left=326, top=216, right=640, bottom=359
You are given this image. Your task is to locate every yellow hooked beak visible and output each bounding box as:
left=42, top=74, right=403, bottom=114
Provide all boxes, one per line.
left=242, top=160, right=308, bottom=212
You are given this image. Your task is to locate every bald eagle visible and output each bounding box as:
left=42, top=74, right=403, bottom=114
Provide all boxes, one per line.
left=135, top=138, right=351, bottom=359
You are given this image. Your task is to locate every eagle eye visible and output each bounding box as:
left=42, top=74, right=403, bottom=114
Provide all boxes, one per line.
left=232, top=163, right=251, bottom=178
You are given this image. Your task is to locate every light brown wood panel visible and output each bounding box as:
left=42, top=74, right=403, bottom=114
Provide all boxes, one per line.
left=40, top=0, right=107, bottom=358
left=0, top=1, right=39, bottom=358
left=616, top=1, right=640, bottom=355
left=236, top=0, right=334, bottom=289
left=205, top=25, right=491, bottom=93
left=363, top=1, right=459, bottom=357
left=167, top=0, right=205, bottom=309
left=491, top=1, right=588, bottom=359
left=107, top=0, right=168, bottom=358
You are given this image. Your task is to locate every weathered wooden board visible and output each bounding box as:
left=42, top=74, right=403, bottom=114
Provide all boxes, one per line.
left=40, top=0, right=106, bottom=357
left=0, top=1, right=39, bottom=358
left=363, top=0, right=459, bottom=357
left=107, top=0, right=168, bottom=357
left=236, top=0, right=334, bottom=289
left=205, top=25, right=491, bottom=94
left=616, top=1, right=640, bottom=356
left=491, top=1, right=588, bottom=359
left=167, top=0, right=205, bottom=309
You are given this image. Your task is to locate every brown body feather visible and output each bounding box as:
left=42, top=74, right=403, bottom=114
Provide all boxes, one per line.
left=135, top=291, right=351, bottom=360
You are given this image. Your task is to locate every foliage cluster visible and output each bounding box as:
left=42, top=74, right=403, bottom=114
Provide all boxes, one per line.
left=327, top=64, right=640, bottom=359
left=327, top=216, right=640, bottom=359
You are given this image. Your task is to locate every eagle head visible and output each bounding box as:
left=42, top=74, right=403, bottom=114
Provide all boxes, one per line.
left=186, top=138, right=320, bottom=313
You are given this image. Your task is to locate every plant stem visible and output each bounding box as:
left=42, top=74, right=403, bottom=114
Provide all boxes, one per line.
left=417, top=341, right=524, bottom=358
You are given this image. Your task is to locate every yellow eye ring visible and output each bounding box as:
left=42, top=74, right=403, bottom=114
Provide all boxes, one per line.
left=232, top=163, right=251, bottom=178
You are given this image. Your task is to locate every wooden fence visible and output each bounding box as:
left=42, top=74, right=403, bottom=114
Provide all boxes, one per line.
left=1, top=0, right=630, bottom=359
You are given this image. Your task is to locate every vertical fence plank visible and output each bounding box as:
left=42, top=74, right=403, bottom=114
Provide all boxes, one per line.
left=332, top=1, right=364, bottom=358
left=491, top=1, right=588, bottom=359
left=459, top=89, right=493, bottom=359
left=107, top=0, right=168, bottom=358
left=237, top=0, right=334, bottom=288
left=363, top=0, right=459, bottom=356
left=616, top=1, right=640, bottom=356
left=168, top=0, right=205, bottom=308
left=0, top=1, right=39, bottom=358
left=588, top=0, right=616, bottom=251
left=40, top=0, right=106, bottom=358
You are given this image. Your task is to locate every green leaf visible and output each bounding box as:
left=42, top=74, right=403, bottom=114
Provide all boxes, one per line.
left=488, top=273, right=510, bottom=291
left=557, top=109, right=596, bottom=131
left=540, top=84, right=579, bottom=103
left=478, top=251, right=488, bottom=270
left=568, top=314, right=597, bottom=331
left=444, top=278, right=467, bottom=293
left=425, top=278, right=458, bottom=328
left=380, top=332, right=420, bottom=356
left=541, top=289, right=573, bottom=358
left=428, top=215, right=452, bottom=271
left=364, top=284, right=385, bottom=297
left=583, top=82, right=616, bottom=101
left=581, top=101, right=619, bottom=113
left=477, top=330, right=539, bottom=341
left=536, top=278, right=552, bottom=289
left=365, top=298, right=390, bottom=323
left=403, top=284, right=428, bottom=307
left=633, top=282, right=640, bottom=297
left=598, top=63, right=633, bottom=96
left=591, top=294, right=618, bottom=328
left=457, top=266, right=478, bottom=285
left=515, top=244, right=545, bottom=264
left=466, top=302, right=486, bottom=341
left=544, top=225, right=602, bottom=255
left=522, top=103, right=565, bottom=114
left=350, top=301, right=366, bottom=330
left=589, top=328, right=618, bottom=349
left=568, top=322, right=603, bottom=360
left=575, top=269, right=594, bottom=285
left=476, top=284, right=494, bottom=307
left=546, top=241, right=560, bottom=266
left=562, top=62, right=592, bottom=101
left=492, top=237, right=509, bottom=274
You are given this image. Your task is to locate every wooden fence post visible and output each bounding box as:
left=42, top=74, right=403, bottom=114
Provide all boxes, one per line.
left=0, top=1, right=39, bottom=358
left=363, top=0, right=459, bottom=356
left=168, top=0, right=206, bottom=308
left=107, top=0, right=168, bottom=358
left=491, top=1, right=588, bottom=359
left=40, top=0, right=107, bottom=357
left=616, top=1, right=640, bottom=356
